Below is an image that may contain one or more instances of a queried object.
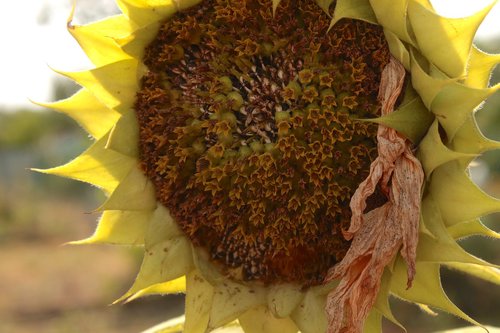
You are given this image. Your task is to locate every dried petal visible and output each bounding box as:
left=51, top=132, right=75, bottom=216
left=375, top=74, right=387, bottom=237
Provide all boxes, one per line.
left=324, top=57, right=424, bottom=333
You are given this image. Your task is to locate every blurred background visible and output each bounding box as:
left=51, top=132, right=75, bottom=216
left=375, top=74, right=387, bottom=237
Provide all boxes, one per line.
left=0, top=0, right=498, bottom=332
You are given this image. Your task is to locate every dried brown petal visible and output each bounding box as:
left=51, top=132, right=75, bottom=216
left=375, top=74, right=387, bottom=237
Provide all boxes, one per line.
left=324, top=57, right=424, bottom=333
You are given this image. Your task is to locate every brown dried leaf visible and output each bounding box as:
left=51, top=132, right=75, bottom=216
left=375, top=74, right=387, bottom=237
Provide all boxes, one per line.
left=324, top=57, right=424, bottom=333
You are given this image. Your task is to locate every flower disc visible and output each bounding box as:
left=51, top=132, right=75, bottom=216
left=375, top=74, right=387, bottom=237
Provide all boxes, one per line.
left=135, top=0, right=391, bottom=286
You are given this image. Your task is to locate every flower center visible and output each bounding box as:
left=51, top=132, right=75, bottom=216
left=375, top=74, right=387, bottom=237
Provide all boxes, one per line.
left=135, top=0, right=390, bottom=286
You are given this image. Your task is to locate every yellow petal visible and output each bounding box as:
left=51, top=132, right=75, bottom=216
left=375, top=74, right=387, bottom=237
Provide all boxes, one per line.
left=184, top=270, right=214, bottom=333
left=53, top=59, right=141, bottom=110
left=418, top=120, right=476, bottom=177
left=127, top=276, right=186, bottom=301
left=33, top=134, right=135, bottom=195
left=209, top=281, right=267, bottom=329
left=33, top=89, right=120, bottom=139
left=330, top=0, right=377, bottom=29
left=408, top=0, right=496, bottom=78
left=429, top=161, right=500, bottom=225
left=390, top=260, right=483, bottom=327
left=70, top=210, right=152, bottom=245
left=106, top=110, right=139, bottom=158
left=239, top=306, right=298, bottom=333
left=290, top=290, right=327, bottom=333
left=447, top=219, right=500, bottom=240
left=68, top=14, right=134, bottom=66
left=370, top=0, right=415, bottom=45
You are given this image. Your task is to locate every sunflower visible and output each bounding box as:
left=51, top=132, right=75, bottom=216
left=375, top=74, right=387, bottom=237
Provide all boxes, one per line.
left=37, top=0, right=500, bottom=332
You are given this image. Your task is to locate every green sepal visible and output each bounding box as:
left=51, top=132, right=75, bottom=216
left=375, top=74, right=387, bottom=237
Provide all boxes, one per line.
left=445, top=263, right=500, bottom=286
left=409, top=51, right=456, bottom=110
left=184, top=270, right=214, bottom=333
left=416, top=303, right=438, bottom=316
left=145, top=205, right=184, bottom=246
left=363, top=309, right=382, bottom=333
left=447, top=219, right=500, bottom=240
left=429, top=161, right=500, bottom=225
left=419, top=213, right=437, bottom=239
left=32, top=133, right=135, bottom=195
left=373, top=271, right=405, bottom=331
left=465, top=46, right=500, bottom=89
left=369, top=0, right=415, bottom=45
left=106, top=110, right=139, bottom=158
left=140, top=317, right=245, bottom=333
left=436, top=326, right=500, bottom=333
left=383, top=29, right=411, bottom=70
left=431, top=82, right=499, bottom=141
left=329, top=0, right=377, bottom=30
left=315, top=0, right=335, bottom=14
left=117, top=236, right=194, bottom=302
left=364, top=96, right=434, bottom=143
left=450, top=115, right=500, bottom=154
left=418, top=119, right=476, bottom=177
left=390, top=260, right=483, bottom=328
left=418, top=195, right=495, bottom=267
left=98, top=166, right=156, bottom=211
left=115, top=205, right=187, bottom=301
left=239, top=306, right=298, bottom=333
left=267, top=284, right=304, bottom=318
left=407, top=0, right=496, bottom=78
left=272, top=0, right=281, bottom=16
left=208, top=281, right=267, bottom=329
left=192, top=249, right=227, bottom=285
left=290, top=290, right=327, bottom=333
left=69, top=210, right=152, bottom=245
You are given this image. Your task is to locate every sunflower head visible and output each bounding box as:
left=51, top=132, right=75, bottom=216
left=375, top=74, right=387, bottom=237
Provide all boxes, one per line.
left=38, top=0, right=500, bottom=332
left=136, top=0, right=393, bottom=287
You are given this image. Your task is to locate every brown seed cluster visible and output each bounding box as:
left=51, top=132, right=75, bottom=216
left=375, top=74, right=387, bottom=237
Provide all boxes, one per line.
left=135, top=0, right=391, bottom=286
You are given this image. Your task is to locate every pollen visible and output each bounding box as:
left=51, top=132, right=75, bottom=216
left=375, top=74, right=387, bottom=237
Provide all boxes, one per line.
left=135, top=0, right=391, bottom=286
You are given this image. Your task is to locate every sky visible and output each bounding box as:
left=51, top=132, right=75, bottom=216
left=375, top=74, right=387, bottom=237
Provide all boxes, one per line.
left=0, top=0, right=499, bottom=110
